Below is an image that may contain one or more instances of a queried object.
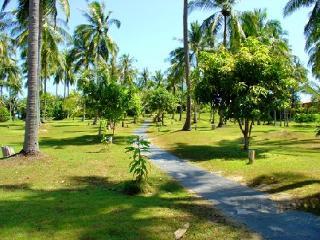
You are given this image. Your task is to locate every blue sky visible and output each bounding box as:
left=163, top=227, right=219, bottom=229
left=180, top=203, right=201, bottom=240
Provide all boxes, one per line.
left=4, top=0, right=315, bottom=100
left=66, top=0, right=311, bottom=72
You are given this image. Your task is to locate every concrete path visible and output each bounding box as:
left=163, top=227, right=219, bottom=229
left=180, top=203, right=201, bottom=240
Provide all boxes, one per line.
left=135, top=123, right=320, bottom=240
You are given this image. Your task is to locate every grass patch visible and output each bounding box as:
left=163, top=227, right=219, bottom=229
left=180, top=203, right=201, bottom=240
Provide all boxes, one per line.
left=0, top=119, right=256, bottom=240
left=148, top=113, right=320, bottom=215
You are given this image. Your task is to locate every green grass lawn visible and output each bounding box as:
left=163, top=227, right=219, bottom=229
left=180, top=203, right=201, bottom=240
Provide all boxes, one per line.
left=148, top=113, right=320, bottom=215
left=0, top=119, right=256, bottom=240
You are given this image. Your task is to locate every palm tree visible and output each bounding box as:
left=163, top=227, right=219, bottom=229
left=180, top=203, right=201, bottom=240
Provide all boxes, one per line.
left=168, top=47, right=186, bottom=121
left=2, top=0, right=70, bottom=125
left=189, top=0, right=245, bottom=50
left=152, top=70, right=165, bottom=88
left=182, top=0, right=191, bottom=131
left=13, top=14, right=70, bottom=121
left=284, top=0, right=320, bottom=77
left=23, top=0, right=40, bottom=154
left=0, top=34, right=18, bottom=97
left=188, top=21, right=214, bottom=123
left=138, top=68, right=151, bottom=89
left=241, top=9, right=289, bottom=55
left=119, top=54, right=137, bottom=85
left=75, top=1, right=120, bottom=69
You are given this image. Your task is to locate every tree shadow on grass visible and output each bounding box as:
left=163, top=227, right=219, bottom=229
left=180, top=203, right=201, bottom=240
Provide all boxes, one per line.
left=168, top=139, right=267, bottom=162
left=40, top=135, right=100, bottom=148
left=0, top=176, right=252, bottom=240
left=40, top=135, right=135, bottom=149
left=248, top=172, right=320, bottom=215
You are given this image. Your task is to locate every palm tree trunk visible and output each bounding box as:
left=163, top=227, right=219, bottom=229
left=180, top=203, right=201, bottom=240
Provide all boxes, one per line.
left=64, top=79, right=67, bottom=99
left=55, top=83, right=58, bottom=97
left=223, top=15, right=227, bottom=47
left=36, top=6, right=43, bottom=126
left=182, top=0, right=191, bottom=131
left=43, top=52, right=47, bottom=122
left=193, top=102, right=197, bottom=123
left=23, top=0, right=40, bottom=154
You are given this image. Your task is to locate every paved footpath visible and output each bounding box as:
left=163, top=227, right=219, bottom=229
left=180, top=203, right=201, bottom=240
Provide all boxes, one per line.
left=135, top=123, right=320, bottom=240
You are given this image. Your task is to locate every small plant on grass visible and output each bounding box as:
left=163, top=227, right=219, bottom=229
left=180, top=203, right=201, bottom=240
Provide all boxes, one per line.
left=100, top=120, right=112, bottom=149
left=316, top=126, right=320, bottom=137
left=125, top=136, right=150, bottom=194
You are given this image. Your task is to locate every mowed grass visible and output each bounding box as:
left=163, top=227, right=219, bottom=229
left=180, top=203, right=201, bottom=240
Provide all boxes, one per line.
left=0, top=119, right=256, bottom=240
left=148, top=113, right=320, bottom=215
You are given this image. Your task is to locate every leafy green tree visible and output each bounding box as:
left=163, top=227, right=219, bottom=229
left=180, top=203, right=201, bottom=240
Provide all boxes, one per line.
left=100, top=83, right=130, bottom=135
left=198, top=47, right=234, bottom=127
left=127, top=89, right=142, bottom=124
left=63, top=91, right=82, bottom=119
left=230, top=38, right=295, bottom=149
left=147, top=87, right=177, bottom=125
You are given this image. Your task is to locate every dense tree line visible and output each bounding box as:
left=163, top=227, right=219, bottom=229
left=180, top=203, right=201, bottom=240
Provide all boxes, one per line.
left=0, top=0, right=319, bottom=155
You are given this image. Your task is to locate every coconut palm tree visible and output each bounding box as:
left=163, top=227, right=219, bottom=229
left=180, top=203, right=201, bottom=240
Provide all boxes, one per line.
left=284, top=0, right=320, bottom=77
left=241, top=9, right=289, bottom=55
left=2, top=0, right=70, bottom=125
left=182, top=0, right=191, bottom=131
left=75, top=1, right=120, bottom=69
left=13, top=14, right=70, bottom=120
left=119, top=54, right=137, bottom=86
left=23, top=0, right=40, bottom=154
left=138, top=68, right=152, bottom=89
left=152, top=70, right=165, bottom=88
left=189, top=0, right=245, bottom=50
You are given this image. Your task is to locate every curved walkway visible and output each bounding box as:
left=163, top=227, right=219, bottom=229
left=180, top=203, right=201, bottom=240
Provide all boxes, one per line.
left=135, top=123, right=320, bottom=240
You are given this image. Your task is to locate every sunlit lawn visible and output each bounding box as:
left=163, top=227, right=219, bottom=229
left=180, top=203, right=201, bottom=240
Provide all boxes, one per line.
left=148, top=113, right=320, bottom=215
left=0, top=119, right=256, bottom=240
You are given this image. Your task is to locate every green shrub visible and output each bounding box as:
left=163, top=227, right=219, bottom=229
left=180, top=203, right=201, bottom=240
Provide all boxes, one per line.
left=122, top=180, right=150, bottom=195
left=0, top=106, right=10, bottom=122
left=52, top=101, right=67, bottom=120
left=294, top=113, right=317, bottom=124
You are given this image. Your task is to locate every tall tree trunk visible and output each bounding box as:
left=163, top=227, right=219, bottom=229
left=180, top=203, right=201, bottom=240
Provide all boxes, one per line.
left=238, top=118, right=253, bottom=151
left=23, top=0, right=40, bottom=154
left=223, top=15, right=227, bottom=47
left=218, top=108, right=224, bottom=127
left=193, top=102, right=197, bottom=123
left=55, top=83, right=58, bottom=97
left=64, top=79, right=67, bottom=99
left=273, top=110, right=277, bottom=126
left=43, top=52, right=47, bottom=122
left=82, top=102, right=86, bottom=121
left=36, top=7, right=43, bottom=126
left=179, top=80, right=183, bottom=121
left=182, top=0, right=191, bottom=131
